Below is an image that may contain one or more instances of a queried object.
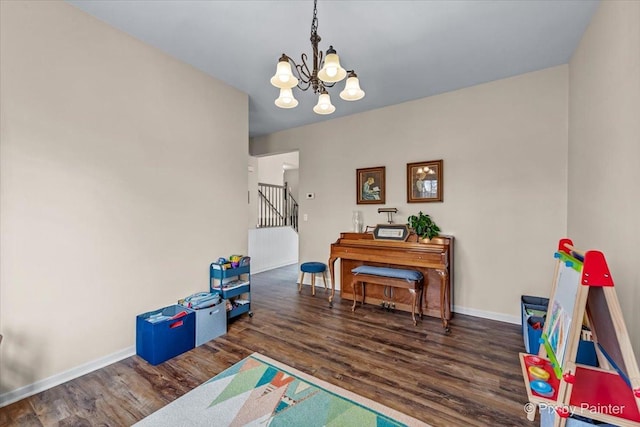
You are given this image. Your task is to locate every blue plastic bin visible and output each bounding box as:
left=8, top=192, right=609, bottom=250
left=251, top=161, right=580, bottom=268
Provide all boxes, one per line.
left=526, top=315, right=545, bottom=354
left=521, top=295, right=549, bottom=353
left=136, top=305, right=195, bottom=365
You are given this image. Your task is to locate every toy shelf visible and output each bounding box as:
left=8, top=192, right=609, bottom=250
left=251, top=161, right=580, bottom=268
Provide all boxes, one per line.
left=210, top=263, right=253, bottom=320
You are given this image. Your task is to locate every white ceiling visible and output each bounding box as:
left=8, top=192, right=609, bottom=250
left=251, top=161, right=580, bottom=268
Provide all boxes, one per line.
left=67, top=0, right=599, bottom=138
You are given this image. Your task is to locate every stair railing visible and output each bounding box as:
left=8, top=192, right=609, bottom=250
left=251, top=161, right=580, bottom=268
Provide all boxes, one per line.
left=257, top=182, right=299, bottom=232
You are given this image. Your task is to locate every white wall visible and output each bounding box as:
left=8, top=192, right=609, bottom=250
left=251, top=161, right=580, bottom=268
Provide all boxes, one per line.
left=0, top=0, right=248, bottom=402
left=568, top=0, right=640, bottom=354
left=248, top=156, right=259, bottom=228
left=251, top=66, right=569, bottom=322
left=248, top=227, right=298, bottom=273
left=257, top=152, right=299, bottom=186
left=284, top=168, right=299, bottom=203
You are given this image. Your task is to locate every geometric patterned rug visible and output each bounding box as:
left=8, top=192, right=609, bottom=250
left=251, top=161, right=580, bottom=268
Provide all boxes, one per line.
left=134, top=352, right=431, bottom=426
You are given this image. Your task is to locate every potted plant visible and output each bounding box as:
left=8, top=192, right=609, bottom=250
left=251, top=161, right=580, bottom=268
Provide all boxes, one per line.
left=407, top=211, right=441, bottom=242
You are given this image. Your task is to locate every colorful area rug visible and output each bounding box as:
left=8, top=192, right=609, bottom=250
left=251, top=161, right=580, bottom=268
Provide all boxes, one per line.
left=135, top=352, right=430, bottom=426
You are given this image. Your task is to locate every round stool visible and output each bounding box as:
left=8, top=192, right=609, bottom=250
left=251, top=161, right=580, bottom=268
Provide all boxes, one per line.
left=298, top=262, right=328, bottom=296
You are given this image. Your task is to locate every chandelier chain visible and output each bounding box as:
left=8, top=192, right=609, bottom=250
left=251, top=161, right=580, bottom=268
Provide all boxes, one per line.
left=311, top=0, right=318, bottom=37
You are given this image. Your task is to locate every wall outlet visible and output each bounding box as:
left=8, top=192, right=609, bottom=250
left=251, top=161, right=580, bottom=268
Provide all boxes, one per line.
left=306, top=193, right=315, bottom=199
left=303, top=214, right=308, bottom=221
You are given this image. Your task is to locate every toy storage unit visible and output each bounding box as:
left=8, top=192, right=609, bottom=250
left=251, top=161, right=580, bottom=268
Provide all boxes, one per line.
left=210, top=260, right=252, bottom=320
left=194, top=301, right=227, bottom=347
left=136, top=305, right=195, bottom=365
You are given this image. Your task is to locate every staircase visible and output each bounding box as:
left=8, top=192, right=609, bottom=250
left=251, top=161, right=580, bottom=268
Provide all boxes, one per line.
left=257, top=182, right=299, bottom=232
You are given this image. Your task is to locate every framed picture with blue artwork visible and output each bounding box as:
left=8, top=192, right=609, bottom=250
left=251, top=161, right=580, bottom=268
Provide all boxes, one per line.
left=356, top=166, right=385, bottom=205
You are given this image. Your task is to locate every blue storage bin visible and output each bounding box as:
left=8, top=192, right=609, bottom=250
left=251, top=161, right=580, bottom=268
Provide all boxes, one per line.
left=527, top=315, right=545, bottom=354
left=136, top=305, right=195, bottom=365
left=194, top=301, right=227, bottom=347
left=521, top=295, right=549, bottom=353
left=576, top=339, right=598, bottom=367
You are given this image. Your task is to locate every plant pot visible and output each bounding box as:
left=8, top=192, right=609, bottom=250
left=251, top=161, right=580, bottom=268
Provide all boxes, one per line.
left=421, top=236, right=446, bottom=244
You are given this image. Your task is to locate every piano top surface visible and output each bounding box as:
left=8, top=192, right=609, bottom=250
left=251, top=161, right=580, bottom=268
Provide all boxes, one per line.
left=332, top=232, right=451, bottom=252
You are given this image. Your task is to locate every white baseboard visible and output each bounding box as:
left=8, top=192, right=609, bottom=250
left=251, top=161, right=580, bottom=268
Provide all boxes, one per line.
left=453, top=305, right=520, bottom=325
left=251, top=261, right=298, bottom=274
left=0, top=346, right=135, bottom=408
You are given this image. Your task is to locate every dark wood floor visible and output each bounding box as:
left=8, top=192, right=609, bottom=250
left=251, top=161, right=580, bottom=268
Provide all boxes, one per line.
left=0, top=264, right=531, bottom=427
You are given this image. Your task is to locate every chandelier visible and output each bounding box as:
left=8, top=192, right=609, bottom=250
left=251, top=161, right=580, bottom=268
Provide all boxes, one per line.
left=269, top=0, right=365, bottom=115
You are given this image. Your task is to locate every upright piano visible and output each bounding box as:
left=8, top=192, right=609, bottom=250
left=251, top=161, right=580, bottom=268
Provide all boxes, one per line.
left=328, top=232, right=454, bottom=330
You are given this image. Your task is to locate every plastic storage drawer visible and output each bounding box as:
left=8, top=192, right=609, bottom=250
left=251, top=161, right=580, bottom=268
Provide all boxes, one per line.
left=194, top=302, right=227, bottom=346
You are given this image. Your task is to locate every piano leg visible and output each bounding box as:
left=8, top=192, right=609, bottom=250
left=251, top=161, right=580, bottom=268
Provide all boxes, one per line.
left=409, top=288, right=418, bottom=326
left=328, top=256, right=338, bottom=307
left=351, top=280, right=365, bottom=312
left=438, top=269, right=451, bottom=333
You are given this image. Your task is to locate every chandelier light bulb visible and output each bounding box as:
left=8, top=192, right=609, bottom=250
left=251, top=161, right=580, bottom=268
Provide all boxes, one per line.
left=339, top=72, right=365, bottom=101
left=318, top=46, right=347, bottom=83
left=270, top=56, right=298, bottom=89
left=275, top=88, right=299, bottom=109
left=313, top=91, right=335, bottom=115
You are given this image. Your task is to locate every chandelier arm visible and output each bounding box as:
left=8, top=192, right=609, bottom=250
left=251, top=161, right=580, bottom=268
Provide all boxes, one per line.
left=297, top=53, right=312, bottom=83
left=297, top=79, right=312, bottom=92
left=283, top=55, right=308, bottom=86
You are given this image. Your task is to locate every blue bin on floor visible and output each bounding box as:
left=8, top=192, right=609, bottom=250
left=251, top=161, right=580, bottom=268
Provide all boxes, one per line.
left=136, top=305, right=195, bottom=365
left=521, top=295, right=549, bottom=353
left=526, top=315, right=545, bottom=354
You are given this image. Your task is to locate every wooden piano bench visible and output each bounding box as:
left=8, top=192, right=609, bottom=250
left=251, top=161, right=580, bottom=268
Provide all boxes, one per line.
left=351, top=266, right=424, bottom=326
